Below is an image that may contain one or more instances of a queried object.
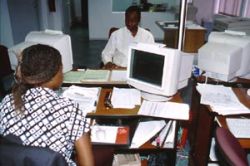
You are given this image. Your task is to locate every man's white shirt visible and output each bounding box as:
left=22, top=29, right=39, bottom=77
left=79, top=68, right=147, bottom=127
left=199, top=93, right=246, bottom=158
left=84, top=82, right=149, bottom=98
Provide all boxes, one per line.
left=101, top=27, right=155, bottom=67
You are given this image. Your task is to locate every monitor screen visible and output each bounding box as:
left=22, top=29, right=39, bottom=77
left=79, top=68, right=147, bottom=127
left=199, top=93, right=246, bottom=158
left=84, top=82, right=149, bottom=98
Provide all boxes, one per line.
left=127, top=43, right=182, bottom=101
left=127, top=43, right=194, bottom=101
left=130, top=49, right=164, bottom=87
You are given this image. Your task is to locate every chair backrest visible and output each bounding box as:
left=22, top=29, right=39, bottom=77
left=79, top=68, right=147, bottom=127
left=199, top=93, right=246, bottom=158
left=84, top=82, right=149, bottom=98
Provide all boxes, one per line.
left=0, top=45, right=14, bottom=97
left=0, top=45, right=13, bottom=78
left=108, top=27, right=119, bottom=38
left=0, top=135, right=68, bottom=166
left=108, top=27, right=151, bottom=38
left=215, top=127, right=249, bottom=166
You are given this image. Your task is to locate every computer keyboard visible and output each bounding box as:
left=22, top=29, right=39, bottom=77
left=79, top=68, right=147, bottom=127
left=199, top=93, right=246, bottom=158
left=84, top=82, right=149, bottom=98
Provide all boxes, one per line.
left=226, top=118, right=250, bottom=138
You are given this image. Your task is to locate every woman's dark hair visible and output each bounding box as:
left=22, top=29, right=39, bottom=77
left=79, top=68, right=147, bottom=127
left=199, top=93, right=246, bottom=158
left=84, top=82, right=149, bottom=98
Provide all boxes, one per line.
left=125, top=5, right=141, bottom=22
left=12, top=44, right=62, bottom=111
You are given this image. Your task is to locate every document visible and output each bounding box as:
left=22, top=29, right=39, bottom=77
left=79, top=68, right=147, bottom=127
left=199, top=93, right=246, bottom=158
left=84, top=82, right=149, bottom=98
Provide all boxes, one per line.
left=162, top=120, right=176, bottom=148
left=91, top=125, right=130, bottom=145
left=209, top=138, right=218, bottom=162
left=62, top=85, right=100, bottom=113
left=110, top=70, right=127, bottom=82
left=226, top=118, right=250, bottom=138
left=111, top=87, right=141, bottom=109
left=138, top=101, right=190, bottom=120
left=81, top=69, right=110, bottom=82
left=196, top=83, right=250, bottom=115
left=152, top=120, right=173, bottom=147
left=63, top=70, right=86, bottom=83
left=130, top=120, right=166, bottom=148
left=113, top=154, right=141, bottom=166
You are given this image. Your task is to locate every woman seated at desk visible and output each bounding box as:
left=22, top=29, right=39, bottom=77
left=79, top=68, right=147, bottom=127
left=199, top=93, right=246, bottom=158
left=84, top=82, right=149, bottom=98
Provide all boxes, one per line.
left=0, top=44, right=94, bottom=166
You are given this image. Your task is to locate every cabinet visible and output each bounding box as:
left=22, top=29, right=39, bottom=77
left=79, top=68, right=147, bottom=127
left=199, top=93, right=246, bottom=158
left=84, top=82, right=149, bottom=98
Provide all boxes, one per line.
left=156, top=21, right=206, bottom=53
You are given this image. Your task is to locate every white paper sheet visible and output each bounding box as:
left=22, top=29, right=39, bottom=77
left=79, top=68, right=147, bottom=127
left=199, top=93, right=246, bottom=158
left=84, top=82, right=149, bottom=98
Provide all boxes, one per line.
left=111, top=88, right=141, bottom=109
left=130, top=120, right=166, bottom=148
left=138, top=101, right=190, bottom=120
left=196, top=83, right=250, bottom=115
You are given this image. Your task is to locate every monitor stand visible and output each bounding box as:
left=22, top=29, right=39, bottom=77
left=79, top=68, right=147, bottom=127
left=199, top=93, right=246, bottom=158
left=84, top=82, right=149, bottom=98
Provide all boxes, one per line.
left=141, top=91, right=172, bottom=102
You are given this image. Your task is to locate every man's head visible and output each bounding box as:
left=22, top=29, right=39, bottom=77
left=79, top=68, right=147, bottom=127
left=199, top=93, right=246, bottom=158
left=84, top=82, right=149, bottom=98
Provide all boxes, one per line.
left=125, top=6, right=141, bottom=36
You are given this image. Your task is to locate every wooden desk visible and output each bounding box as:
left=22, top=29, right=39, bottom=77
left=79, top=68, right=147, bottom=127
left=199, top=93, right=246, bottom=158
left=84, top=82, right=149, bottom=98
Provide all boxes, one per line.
left=87, top=88, right=185, bottom=166
left=188, top=85, right=250, bottom=166
left=156, top=21, right=206, bottom=53
left=62, top=69, right=128, bottom=88
left=193, top=75, right=250, bottom=88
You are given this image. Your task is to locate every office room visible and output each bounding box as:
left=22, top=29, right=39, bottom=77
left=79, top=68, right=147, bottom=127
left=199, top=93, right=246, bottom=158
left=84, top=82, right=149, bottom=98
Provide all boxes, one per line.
left=1, top=0, right=250, bottom=166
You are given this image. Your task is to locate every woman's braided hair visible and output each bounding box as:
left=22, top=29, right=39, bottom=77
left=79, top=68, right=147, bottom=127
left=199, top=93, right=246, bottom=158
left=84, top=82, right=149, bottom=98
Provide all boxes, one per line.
left=12, top=44, right=62, bottom=111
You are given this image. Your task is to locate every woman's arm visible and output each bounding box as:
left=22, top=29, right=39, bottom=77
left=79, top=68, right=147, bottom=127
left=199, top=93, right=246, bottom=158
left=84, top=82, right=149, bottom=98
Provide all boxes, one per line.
left=75, top=132, right=94, bottom=166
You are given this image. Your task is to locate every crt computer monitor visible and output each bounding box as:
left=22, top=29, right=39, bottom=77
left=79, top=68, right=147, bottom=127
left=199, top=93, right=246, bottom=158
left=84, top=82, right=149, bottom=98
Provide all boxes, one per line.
left=8, top=30, right=73, bottom=73
left=127, top=43, right=194, bottom=101
left=198, top=31, right=250, bottom=82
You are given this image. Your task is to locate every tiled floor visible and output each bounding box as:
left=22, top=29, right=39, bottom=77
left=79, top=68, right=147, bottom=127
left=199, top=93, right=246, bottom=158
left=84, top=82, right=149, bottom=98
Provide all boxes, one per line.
left=70, top=24, right=107, bottom=69
left=69, top=24, right=191, bottom=166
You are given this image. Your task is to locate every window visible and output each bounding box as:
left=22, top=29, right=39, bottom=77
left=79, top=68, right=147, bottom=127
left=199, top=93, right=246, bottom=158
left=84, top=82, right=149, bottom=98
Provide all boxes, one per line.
left=214, top=0, right=250, bottom=18
left=112, top=0, right=180, bottom=12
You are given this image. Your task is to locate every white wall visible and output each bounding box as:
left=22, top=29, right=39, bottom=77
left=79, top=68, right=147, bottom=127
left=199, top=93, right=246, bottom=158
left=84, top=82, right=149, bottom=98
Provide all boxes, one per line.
left=88, top=0, right=176, bottom=40
left=193, top=0, right=215, bottom=24
left=0, top=0, right=14, bottom=47
left=0, top=0, right=70, bottom=48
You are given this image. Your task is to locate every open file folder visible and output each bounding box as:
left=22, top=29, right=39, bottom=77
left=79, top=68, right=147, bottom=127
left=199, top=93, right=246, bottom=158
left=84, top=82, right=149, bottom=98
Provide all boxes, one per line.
left=63, top=69, right=127, bottom=84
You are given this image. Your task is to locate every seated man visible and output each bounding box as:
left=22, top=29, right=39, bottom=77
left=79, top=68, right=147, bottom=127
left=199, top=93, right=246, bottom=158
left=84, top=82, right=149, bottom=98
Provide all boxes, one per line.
left=101, top=5, right=155, bottom=69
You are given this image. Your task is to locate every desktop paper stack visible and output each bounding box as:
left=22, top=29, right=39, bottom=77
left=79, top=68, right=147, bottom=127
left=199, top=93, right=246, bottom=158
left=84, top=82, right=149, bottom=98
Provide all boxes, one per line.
left=111, top=87, right=141, bottom=109
left=62, top=85, right=100, bottom=113
left=196, top=83, right=250, bottom=115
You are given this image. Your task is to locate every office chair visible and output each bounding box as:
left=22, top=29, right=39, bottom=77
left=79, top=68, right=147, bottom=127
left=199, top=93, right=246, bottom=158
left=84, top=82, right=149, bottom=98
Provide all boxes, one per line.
left=109, top=27, right=119, bottom=38
left=0, top=45, right=14, bottom=98
left=0, top=134, right=68, bottom=166
left=215, top=127, right=249, bottom=166
left=108, top=27, right=150, bottom=38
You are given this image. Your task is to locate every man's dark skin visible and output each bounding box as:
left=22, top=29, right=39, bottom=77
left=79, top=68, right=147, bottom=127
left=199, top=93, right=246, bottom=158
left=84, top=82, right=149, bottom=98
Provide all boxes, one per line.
left=103, top=10, right=140, bottom=70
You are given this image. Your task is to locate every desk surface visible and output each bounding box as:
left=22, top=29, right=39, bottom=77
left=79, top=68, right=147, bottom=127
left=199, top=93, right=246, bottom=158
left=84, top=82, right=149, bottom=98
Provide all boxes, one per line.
left=63, top=69, right=128, bottom=88
left=193, top=75, right=250, bottom=88
left=87, top=88, right=183, bottom=118
left=215, top=88, right=250, bottom=148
